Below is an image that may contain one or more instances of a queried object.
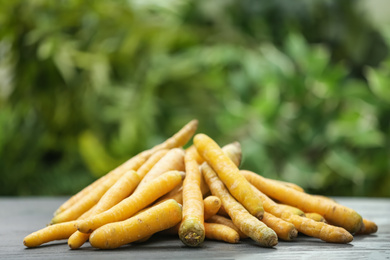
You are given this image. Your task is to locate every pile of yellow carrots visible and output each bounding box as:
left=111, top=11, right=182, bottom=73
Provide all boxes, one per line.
left=23, top=120, right=377, bottom=249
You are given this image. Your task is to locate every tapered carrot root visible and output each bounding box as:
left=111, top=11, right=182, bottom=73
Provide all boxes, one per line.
left=53, top=119, right=197, bottom=216
left=207, top=215, right=248, bottom=239
left=204, top=196, right=222, bottom=220
left=194, top=134, right=264, bottom=219
left=356, top=218, right=378, bottom=235
left=68, top=170, right=141, bottom=249
left=178, top=148, right=205, bottom=247
left=201, top=163, right=278, bottom=247
left=89, top=199, right=182, bottom=249
left=261, top=212, right=298, bottom=241
left=240, top=170, right=362, bottom=234
left=204, top=223, right=240, bottom=244
left=23, top=221, right=78, bottom=248
left=77, top=171, right=184, bottom=233
left=136, top=148, right=185, bottom=191
left=305, top=213, right=327, bottom=223
left=245, top=180, right=353, bottom=243
left=148, top=119, right=198, bottom=153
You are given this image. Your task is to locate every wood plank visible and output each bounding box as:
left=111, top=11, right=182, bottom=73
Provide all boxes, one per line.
left=0, top=197, right=389, bottom=259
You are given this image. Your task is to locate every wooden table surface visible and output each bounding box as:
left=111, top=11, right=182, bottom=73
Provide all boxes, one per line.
left=1, top=197, right=389, bottom=259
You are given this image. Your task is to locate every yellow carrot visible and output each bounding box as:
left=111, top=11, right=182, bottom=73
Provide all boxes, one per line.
left=23, top=221, right=78, bottom=248
left=77, top=170, right=184, bottom=233
left=240, top=170, right=362, bottom=234
left=89, top=199, right=182, bottom=249
left=51, top=170, right=126, bottom=224
left=204, top=196, right=222, bottom=220
left=136, top=148, right=185, bottom=191
left=356, top=218, right=378, bottom=235
left=220, top=142, right=242, bottom=167
left=148, top=119, right=198, bottom=153
left=156, top=142, right=241, bottom=205
left=261, top=212, right=298, bottom=241
left=305, top=213, right=327, bottom=223
left=178, top=148, right=205, bottom=247
left=268, top=179, right=305, bottom=192
left=136, top=149, right=170, bottom=180
left=204, top=223, right=240, bottom=244
left=206, top=215, right=248, bottom=239
left=278, top=204, right=305, bottom=216
left=53, top=119, right=197, bottom=216
left=68, top=170, right=141, bottom=249
left=201, top=162, right=277, bottom=247
left=52, top=152, right=148, bottom=218
left=194, top=134, right=264, bottom=219
left=244, top=178, right=353, bottom=243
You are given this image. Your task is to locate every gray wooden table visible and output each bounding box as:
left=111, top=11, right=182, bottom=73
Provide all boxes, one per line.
left=1, top=197, right=389, bottom=259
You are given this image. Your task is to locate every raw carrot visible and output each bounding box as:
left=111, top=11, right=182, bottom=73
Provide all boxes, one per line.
left=267, top=179, right=305, bottom=192
left=68, top=170, right=141, bottom=249
left=220, top=142, right=242, bottom=167
left=240, top=170, right=362, bottom=234
left=77, top=170, right=184, bottom=233
left=204, top=223, right=240, bottom=244
left=53, top=119, right=197, bottom=216
left=278, top=204, right=305, bottom=216
left=201, top=162, right=278, bottom=247
left=194, top=134, right=264, bottom=219
left=206, top=215, right=247, bottom=239
left=156, top=142, right=241, bottom=205
left=135, top=148, right=185, bottom=191
left=204, top=196, right=222, bottom=220
left=89, top=199, right=182, bottom=249
left=148, top=119, right=198, bottom=153
left=178, top=147, right=205, bottom=247
left=185, top=145, right=204, bottom=164
left=261, top=212, right=298, bottom=241
left=136, top=149, right=170, bottom=180
left=356, top=218, right=378, bottom=235
left=23, top=221, right=78, bottom=248
left=305, top=213, right=327, bottom=223
left=245, top=179, right=353, bottom=243
left=50, top=170, right=126, bottom=224
left=52, top=151, right=148, bottom=217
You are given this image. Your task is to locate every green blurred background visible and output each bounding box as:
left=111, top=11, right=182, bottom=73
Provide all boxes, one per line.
left=1, top=0, right=389, bottom=197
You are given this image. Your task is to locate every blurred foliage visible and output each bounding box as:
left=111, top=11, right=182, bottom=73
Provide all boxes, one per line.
left=0, top=0, right=389, bottom=197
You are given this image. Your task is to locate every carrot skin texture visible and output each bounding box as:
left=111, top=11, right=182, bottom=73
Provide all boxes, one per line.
left=305, top=213, right=327, bottom=223
left=207, top=215, right=248, bottom=239
left=194, top=134, right=264, bottom=219
left=261, top=212, right=298, bottom=241
left=89, top=200, right=182, bottom=249
left=23, top=221, right=78, bottom=248
left=204, top=223, right=240, bottom=244
left=136, top=149, right=170, bottom=180
left=240, top=170, right=362, bottom=234
left=204, top=196, right=222, bottom=220
left=77, top=171, right=184, bottom=233
left=356, top=218, right=378, bottom=235
left=136, top=148, right=185, bottom=191
left=68, top=170, right=141, bottom=249
left=201, top=163, right=278, bottom=247
left=156, top=142, right=241, bottom=206
left=245, top=180, right=353, bottom=243
left=178, top=148, right=205, bottom=247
